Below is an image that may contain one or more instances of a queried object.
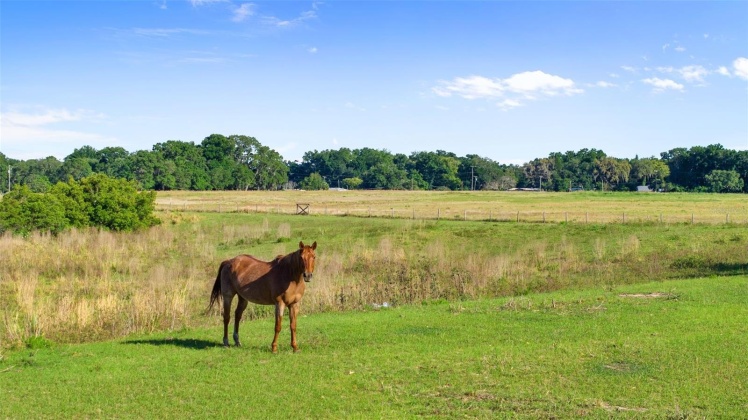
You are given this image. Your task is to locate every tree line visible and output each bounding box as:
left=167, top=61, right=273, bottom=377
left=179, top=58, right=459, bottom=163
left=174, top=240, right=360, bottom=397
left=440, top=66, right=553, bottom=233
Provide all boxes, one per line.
left=1, top=135, right=746, bottom=193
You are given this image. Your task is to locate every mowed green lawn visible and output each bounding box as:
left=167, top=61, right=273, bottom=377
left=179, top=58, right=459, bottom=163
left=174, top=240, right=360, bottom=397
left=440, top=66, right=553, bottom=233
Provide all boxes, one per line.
left=2, top=276, right=746, bottom=418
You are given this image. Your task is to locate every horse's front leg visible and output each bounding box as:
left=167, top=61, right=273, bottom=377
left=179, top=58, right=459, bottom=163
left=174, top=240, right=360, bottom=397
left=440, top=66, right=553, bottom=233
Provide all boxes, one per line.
left=289, top=303, right=300, bottom=353
left=271, top=302, right=286, bottom=353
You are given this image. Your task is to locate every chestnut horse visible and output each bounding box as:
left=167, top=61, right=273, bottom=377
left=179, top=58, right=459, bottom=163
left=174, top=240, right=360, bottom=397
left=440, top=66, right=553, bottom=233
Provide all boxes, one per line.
left=208, top=241, right=317, bottom=352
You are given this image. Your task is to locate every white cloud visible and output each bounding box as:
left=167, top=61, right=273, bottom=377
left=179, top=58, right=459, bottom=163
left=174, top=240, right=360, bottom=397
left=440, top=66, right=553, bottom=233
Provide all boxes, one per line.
left=674, top=46, right=686, bottom=52
left=432, top=70, right=581, bottom=110
left=679, top=65, right=709, bottom=83
left=262, top=10, right=316, bottom=28
left=642, top=77, right=684, bottom=92
left=657, top=65, right=709, bottom=83
left=503, top=71, right=581, bottom=96
left=232, top=3, right=255, bottom=22
left=594, top=81, right=617, bottom=88
left=621, top=66, right=637, bottom=73
left=734, top=57, right=748, bottom=80
left=308, top=47, right=318, bottom=54
left=497, top=99, right=522, bottom=110
left=0, top=107, right=115, bottom=159
left=432, top=75, right=504, bottom=99
left=190, top=0, right=228, bottom=6
left=717, top=66, right=730, bottom=76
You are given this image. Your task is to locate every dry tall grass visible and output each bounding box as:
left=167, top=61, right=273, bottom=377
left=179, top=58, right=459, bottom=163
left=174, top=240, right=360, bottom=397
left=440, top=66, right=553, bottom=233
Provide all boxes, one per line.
left=2, top=211, right=746, bottom=348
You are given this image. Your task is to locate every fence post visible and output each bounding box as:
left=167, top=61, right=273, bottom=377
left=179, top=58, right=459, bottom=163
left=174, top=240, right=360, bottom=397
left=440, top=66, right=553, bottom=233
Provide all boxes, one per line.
left=391, top=208, right=394, bottom=218
left=727, top=213, right=730, bottom=224
left=543, top=212, right=545, bottom=223
left=464, top=210, right=467, bottom=221
left=623, top=212, right=625, bottom=223
left=691, top=213, right=694, bottom=224
left=565, top=212, right=568, bottom=223
left=585, top=212, right=588, bottom=223
left=489, top=210, right=492, bottom=221
left=412, top=208, right=415, bottom=219
left=660, top=213, right=663, bottom=223
left=437, top=208, right=440, bottom=220
left=516, top=211, right=519, bottom=223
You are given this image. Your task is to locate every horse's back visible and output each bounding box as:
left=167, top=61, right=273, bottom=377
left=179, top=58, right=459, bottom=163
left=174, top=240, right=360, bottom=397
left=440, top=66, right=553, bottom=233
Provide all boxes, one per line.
left=221, top=254, right=277, bottom=304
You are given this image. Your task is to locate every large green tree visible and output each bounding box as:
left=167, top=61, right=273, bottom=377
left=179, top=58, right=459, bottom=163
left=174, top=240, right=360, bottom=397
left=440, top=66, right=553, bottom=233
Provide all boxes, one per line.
left=631, top=157, right=670, bottom=188
left=153, top=140, right=210, bottom=190
left=593, top=157, right=631, bottom=191
left=705, top=169, right=744, bottom=193
left=410, top=150, right=462, bottom=190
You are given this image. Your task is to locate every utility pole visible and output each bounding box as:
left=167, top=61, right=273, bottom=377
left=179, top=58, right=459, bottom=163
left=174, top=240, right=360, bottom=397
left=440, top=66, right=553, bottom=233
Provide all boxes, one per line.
left=7, top=165, right=11, bottom=193
left=539, top=175, right=543, bottom=191
left=471, top=166, right=475, bottom=191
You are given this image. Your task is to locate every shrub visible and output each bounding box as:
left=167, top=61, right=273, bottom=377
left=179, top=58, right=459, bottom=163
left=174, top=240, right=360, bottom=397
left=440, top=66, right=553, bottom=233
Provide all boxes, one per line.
left=0, top=174, right=160, bottom=235
left=300, top=172, right=329, bottom=190
left=0, top=185, right=67, bottom=235
left=79, top=173, right=160, bottom=231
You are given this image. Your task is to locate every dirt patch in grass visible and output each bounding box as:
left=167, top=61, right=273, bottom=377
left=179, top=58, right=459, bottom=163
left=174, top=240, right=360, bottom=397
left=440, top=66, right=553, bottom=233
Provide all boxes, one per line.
left=618, top=292, right=669, bottom=298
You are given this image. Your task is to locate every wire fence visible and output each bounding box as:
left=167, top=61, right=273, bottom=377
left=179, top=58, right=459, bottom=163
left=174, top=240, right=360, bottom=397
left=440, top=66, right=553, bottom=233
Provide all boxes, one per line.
left=156, top=201, right=748, bottom=225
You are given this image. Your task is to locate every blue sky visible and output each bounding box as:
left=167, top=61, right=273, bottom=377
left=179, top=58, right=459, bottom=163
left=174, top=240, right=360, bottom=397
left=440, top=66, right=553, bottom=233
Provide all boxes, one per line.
left=1, top=1, right=746, bottom=164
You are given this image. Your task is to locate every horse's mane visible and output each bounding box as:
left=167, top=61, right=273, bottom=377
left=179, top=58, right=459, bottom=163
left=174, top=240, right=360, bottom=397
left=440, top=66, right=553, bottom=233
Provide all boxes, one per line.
left=277, top=248, right=301, bottom=265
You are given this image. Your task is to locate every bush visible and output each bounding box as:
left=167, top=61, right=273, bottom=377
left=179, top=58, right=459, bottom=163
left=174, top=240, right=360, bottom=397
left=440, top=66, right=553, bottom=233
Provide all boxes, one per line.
left=79, top=174, right=160, bottom=231
left=0, top=174, right=160, bottom=235
left=0, top=185, right=68, bottom=236
left=300, top=172, right=329, bottom=190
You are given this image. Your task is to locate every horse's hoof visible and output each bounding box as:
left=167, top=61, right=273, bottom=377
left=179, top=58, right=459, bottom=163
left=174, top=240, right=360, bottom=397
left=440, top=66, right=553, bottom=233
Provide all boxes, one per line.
left=293, top=348, right=300, bottom=353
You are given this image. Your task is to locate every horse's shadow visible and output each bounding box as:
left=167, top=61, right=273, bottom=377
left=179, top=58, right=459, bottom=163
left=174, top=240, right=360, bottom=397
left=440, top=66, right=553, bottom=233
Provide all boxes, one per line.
left=123, top=338, right=220, bottom=350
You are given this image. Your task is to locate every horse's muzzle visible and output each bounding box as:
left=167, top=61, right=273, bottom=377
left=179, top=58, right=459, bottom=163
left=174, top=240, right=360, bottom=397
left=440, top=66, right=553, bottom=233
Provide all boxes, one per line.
left=303, top=273, right=313, bottom=282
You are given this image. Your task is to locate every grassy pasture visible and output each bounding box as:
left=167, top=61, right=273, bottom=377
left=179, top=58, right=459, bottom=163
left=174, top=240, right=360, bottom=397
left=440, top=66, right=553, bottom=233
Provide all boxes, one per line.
left=2, top=206, right=747, bottom=349
left=1, top=276, right=746, bottom=418
left=156, top=190, right=748, bottom=224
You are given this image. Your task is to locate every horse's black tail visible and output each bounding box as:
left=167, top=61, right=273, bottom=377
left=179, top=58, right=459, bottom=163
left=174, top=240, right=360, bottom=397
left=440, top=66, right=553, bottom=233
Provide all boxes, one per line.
left=206, top=262, right=224, bottom=314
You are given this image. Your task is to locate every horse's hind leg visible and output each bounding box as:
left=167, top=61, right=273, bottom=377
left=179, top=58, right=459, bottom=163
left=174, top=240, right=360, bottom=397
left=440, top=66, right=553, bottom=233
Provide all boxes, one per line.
left=222, top=293, right=234, bottom=347
left=233, top=297, right=248, bottom=347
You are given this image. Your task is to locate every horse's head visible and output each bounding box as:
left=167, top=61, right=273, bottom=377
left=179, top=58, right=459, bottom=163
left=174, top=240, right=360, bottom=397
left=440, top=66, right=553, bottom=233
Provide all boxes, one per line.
left=299, top=241, right=317, bottom=282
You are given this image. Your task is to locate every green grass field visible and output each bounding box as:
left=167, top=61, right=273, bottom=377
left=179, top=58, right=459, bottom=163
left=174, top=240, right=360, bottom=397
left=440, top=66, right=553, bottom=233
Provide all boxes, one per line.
left=2, top=276, right=746, bottom=418
left=2, top=191, right=747, bottom=417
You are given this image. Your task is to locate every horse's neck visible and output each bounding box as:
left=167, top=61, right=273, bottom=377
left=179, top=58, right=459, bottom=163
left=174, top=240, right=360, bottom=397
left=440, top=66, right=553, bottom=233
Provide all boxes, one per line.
left=279, top=250, right=303, bottom=280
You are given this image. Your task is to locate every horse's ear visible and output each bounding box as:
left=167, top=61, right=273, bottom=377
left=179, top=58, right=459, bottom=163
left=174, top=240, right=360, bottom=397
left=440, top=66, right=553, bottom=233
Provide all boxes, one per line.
left=299, top=241, right=304, bottom=249
left=311, top=241, right=317, bottom=250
